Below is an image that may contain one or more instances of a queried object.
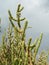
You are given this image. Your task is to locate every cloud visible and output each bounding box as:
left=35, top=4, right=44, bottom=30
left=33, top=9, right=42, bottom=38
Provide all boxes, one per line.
left=0, top=0, right=49, bottom=33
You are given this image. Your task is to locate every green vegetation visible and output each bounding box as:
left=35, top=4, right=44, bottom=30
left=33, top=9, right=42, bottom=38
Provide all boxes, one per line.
left=0, top=4, right=49, bottom=65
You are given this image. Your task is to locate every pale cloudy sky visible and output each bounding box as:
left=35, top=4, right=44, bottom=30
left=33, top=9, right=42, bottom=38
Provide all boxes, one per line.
left=0, top=0, right=49, bottom=52
left=0, top=0, right=49, bottom=33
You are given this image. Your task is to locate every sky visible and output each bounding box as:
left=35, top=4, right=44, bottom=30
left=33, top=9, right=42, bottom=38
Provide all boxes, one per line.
left=0, top=0, right=49, bottom=55
left=0, top=0, right=49, bottom=33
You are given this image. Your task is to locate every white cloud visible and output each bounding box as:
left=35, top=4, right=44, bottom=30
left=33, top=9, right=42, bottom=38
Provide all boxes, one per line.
left=0, top=0, right=49, bottom=33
